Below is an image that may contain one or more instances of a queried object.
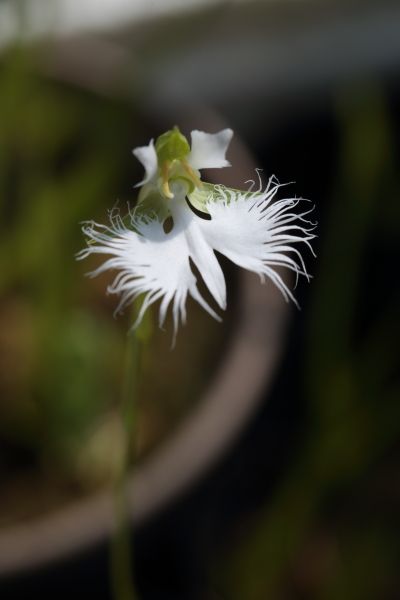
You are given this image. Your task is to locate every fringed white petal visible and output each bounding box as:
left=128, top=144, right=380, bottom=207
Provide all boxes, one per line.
left=77, top=201, right=225, bottom=342
left=188, top=129, right=233, bottom=170
left=77, top=174, right=314, bottom=339
left=132, top=139, right=158, bottom=187
left=197, top=177, right=316, bottom=307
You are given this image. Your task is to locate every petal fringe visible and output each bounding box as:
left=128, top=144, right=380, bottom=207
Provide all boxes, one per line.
left=198, top=181, right=316, bottom=306
left=77, top=207, right=222, bottom=340
left=78, top=176, right=315, bottom=338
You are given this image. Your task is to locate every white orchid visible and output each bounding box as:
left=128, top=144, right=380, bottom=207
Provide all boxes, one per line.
left=77, top=127, right=315, bottom=339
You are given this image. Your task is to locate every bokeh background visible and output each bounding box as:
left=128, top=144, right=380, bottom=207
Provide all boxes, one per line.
left=0, top=1, right=399, bottom=599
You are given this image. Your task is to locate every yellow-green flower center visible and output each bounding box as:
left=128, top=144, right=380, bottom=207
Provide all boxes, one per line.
left=155, top=126, right=202, bottom=199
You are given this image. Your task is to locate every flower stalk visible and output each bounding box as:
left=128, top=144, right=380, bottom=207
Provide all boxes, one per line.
left=110, top=320, right=141, bottom=600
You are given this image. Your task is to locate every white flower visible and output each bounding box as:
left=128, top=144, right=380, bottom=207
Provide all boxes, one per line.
left=77, top=128, right=315, bottom=340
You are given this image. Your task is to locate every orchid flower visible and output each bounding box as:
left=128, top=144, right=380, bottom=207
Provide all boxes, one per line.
left=77, top=127, right=315, bottom=340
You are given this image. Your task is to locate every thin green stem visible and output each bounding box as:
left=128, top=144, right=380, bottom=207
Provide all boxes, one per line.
left=110, top=329, right=141, bottom=600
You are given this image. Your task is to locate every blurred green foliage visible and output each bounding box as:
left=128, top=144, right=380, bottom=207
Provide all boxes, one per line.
left=0, top=47, right=133, bottom=483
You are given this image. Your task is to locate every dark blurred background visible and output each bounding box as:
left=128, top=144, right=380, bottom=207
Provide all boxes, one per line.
left=0, top=1, right=399, bottom=599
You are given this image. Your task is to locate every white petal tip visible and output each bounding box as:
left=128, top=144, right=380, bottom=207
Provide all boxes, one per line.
left=132, top=138, right=158, bottom=187
left=188, top=128, right=234, bottom=170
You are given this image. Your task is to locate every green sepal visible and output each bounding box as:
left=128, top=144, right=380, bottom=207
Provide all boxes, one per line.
left=189, top=183, right=249, bottom=214
left=155, top=126, right=190, bottom=164
left=188, top=182, right=215, bottom=214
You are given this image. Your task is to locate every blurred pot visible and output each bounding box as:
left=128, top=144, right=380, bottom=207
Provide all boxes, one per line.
left=0, top=269, right=290, bottom=577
